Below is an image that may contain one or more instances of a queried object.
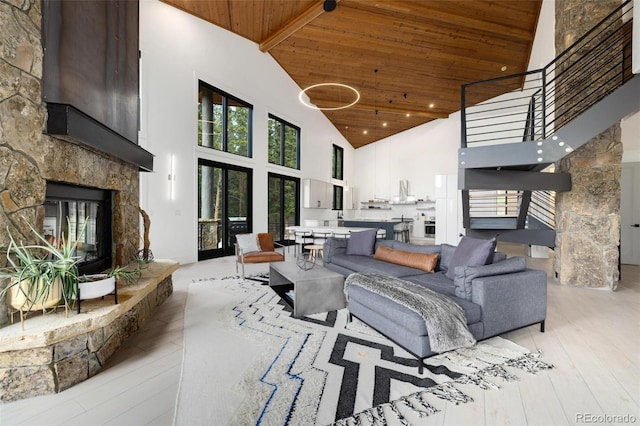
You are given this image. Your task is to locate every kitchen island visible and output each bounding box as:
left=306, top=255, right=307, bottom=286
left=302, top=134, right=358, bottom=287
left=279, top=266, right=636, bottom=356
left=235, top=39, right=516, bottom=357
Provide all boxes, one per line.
left=343, top=219, right=401, bottom=240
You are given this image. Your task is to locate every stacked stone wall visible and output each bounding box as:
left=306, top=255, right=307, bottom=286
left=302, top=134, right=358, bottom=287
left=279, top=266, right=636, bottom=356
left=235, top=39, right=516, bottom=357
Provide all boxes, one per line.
left=0, top=0, right=141, bottom=326
left=554, top=0, right=623, bottom=289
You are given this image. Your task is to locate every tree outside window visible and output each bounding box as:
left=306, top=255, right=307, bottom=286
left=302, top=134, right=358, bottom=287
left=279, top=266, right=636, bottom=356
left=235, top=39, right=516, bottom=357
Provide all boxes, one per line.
left=332, top=144, right=343, bottom=180
left=198, top=81, right=252, bottom=157
left=268, top=114, right=300, bottom=169
left=333, top=185, right=343, bottom=210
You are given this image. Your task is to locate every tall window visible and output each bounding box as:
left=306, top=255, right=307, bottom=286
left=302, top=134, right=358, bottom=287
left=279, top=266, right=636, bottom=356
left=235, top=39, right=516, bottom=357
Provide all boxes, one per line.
left=333, top=185, right=343, bottom=211
left=332, top=144, right=343, bottom=180
left=197, top=159, right=252, bottom=260
left=198, top=81, right=252, bottom=157
left=268, top=173, right=300, bottom=243
left=268, top=114, right=300, bottom=169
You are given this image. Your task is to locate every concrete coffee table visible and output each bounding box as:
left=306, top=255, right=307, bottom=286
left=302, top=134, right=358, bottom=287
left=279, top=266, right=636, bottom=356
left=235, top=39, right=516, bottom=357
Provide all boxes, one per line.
left=269, top=261, right=345, bottom=317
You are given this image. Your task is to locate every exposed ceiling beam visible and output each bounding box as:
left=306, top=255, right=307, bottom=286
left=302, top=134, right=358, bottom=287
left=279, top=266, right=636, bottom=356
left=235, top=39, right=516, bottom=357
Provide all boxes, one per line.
left=259, top=1, right=340, bottom=53
left=308, top=99, right=450, bottom=119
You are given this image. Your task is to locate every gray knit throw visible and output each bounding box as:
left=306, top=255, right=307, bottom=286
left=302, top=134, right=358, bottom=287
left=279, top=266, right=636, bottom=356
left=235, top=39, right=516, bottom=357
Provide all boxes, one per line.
left=345, top=272, right=476, bottom=353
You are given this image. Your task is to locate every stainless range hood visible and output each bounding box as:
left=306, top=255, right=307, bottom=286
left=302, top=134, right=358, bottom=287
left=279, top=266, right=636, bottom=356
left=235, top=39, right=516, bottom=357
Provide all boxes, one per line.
left=391, top=179, right=416, bottom=204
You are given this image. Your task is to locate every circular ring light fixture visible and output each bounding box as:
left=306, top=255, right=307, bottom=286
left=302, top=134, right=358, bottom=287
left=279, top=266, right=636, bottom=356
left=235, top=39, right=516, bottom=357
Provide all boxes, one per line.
left=299, top=83, right=360, bottom=111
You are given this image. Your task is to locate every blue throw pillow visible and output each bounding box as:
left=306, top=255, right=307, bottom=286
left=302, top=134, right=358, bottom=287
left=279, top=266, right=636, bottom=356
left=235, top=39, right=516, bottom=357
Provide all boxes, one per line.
left=346, top=228, right=378, bottom=256
left=445, top=236, right=497, bottom=280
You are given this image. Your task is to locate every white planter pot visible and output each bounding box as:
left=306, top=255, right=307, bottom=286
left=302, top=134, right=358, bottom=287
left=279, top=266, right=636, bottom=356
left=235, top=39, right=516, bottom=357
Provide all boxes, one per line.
left=77, top=275, right=116, bottom=300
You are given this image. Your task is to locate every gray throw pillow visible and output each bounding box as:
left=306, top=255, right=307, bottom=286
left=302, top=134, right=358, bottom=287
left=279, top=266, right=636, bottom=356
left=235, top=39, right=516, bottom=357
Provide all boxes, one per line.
left=453, top=256, right=527, bottom=300
left=439, top=243, right=456, bottom=273
left=445, top=236, right=497, bottom=280
left=346, top=228, right=378, bottom=256
left=323, top=237, right=348, bottom=263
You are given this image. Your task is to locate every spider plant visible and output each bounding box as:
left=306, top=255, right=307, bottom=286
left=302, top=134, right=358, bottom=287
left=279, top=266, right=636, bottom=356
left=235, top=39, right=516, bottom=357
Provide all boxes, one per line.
left=0, top=218, right=86, bottom=325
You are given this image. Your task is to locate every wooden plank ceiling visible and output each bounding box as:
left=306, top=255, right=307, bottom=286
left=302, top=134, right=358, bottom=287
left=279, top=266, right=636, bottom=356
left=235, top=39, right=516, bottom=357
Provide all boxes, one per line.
left=162, top=0, right=542, bottom=148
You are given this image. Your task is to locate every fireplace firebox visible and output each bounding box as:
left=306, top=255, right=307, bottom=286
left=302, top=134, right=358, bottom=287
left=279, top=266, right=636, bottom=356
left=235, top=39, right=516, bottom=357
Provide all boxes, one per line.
left=45, top=182, right=112, bottom=275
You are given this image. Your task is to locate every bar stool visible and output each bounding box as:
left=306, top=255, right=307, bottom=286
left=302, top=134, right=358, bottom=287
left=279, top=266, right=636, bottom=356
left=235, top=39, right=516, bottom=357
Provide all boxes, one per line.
left=333, top=230, right=350, bottom=239
left=285, top=228, right=296, bottom=253
left=304, top=244, right=324, bottom=262
left=312, top=230, right=333, bottom=245
left=393, top=222, right=410, bottom=243
left=294, top=230, right=313, bottom=254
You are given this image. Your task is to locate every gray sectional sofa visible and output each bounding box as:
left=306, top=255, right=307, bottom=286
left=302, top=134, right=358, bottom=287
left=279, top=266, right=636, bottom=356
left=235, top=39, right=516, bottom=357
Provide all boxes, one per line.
left=323, top=235, right=547, bottom=371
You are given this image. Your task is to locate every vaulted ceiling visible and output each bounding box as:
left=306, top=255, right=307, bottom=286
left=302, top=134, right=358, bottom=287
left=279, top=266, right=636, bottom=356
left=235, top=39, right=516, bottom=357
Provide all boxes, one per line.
left=161, top=0, right=542, bottom=148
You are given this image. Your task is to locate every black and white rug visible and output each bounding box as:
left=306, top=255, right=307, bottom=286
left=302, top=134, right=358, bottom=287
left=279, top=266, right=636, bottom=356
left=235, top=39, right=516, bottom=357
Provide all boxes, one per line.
left=173, top=274, right=552, bottom=426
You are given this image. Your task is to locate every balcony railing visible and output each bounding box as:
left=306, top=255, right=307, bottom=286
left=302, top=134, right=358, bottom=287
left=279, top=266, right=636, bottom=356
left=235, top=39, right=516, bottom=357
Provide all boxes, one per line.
left=461, top=0, right=634, bottom=148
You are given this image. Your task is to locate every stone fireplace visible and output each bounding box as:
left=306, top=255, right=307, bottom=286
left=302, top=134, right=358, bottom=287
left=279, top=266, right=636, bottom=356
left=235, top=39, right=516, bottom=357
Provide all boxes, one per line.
left=0, top=0, right=150, bottom=326
left=0, top=1, right=179, bottom=402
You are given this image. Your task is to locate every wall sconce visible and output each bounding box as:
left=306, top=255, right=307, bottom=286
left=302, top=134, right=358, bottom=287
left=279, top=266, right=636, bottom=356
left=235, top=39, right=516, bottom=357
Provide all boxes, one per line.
left=169, top=155, right=176, bottom=200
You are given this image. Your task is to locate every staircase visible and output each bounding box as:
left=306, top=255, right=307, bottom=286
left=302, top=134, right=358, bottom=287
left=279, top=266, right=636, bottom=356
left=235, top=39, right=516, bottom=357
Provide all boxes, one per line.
left=459, top=0, right=639, bottom=247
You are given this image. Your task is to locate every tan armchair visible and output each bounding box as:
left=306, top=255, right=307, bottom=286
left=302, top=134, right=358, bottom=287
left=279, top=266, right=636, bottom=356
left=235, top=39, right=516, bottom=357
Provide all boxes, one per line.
left=235, top=233, right=285, bottom=279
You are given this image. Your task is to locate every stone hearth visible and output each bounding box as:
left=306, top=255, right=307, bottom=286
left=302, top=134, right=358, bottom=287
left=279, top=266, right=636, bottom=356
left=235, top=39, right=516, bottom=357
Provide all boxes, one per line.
left=0, top=260, right=178, bottom=402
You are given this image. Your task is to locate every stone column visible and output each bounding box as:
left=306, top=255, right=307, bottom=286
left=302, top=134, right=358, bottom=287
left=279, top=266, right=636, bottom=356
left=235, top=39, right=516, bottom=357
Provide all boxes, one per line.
left=554, top=0, right=623, bottom=289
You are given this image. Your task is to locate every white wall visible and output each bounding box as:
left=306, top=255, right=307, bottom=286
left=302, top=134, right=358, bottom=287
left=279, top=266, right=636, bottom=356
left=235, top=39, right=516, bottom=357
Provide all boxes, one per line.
left=623, top=111, right=640, bottom=162
left=353, top=113, right=461, bottom=208
left=138, top=0, right=353, bottom=264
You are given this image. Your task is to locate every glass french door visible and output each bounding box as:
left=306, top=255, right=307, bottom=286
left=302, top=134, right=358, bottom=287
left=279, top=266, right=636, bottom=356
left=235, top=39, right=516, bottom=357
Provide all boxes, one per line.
left=198, top=159, right=252, bottom=259
left=268, top=173, right=300, bottom=243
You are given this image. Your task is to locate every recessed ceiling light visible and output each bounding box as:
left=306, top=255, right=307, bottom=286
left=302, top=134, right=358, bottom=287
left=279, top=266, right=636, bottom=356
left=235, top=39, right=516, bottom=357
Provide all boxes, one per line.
left=363, top=130, right=368, bottom=135
left=406, top=113, right=411, bottom=117
left=501, top=66, right=508, bottom=71
left=382, top=122, right=388, bottom=127
left=429, top=103, right=435, bottom=108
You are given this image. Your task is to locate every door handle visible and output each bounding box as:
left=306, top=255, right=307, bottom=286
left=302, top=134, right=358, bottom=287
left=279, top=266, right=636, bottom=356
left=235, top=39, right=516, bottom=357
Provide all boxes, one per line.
left=632, top=224, right=640, bottom=227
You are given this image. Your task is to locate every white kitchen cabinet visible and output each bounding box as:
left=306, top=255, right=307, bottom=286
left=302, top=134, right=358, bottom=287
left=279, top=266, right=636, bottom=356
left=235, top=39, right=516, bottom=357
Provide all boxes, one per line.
left=303, top=179, right=331, bottom=208
left=435, top=174, right=464, bottom=245
left=344, top=187, right=358, bottom=210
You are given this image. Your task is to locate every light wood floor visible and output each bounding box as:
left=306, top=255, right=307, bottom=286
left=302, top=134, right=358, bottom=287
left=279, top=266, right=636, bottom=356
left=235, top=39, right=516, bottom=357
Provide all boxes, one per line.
left=1, top=244, right=638, bottom=426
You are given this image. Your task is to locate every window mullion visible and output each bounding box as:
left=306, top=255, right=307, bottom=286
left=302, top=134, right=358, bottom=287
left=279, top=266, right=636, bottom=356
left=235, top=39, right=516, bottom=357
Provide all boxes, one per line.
left=222, top=96, right=228, bottom=152
left=280, top=123, right=285, bottom=166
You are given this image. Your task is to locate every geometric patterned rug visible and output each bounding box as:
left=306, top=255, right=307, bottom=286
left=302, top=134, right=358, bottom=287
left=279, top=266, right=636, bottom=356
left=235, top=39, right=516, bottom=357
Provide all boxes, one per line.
left=174, top=274, right=552, bottom=425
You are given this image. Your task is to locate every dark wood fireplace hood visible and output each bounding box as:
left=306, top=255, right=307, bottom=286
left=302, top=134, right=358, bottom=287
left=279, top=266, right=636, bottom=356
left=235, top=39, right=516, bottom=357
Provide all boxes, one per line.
left=45, top=103, right=154, bottom=172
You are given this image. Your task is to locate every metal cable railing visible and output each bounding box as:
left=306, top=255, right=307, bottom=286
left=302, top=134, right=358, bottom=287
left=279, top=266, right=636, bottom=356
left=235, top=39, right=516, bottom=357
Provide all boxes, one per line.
left=467, top=190, right=522, bottom=218
left=461, top=0, right=634, bottom=148
left=528, top=190, right=556, bottom=229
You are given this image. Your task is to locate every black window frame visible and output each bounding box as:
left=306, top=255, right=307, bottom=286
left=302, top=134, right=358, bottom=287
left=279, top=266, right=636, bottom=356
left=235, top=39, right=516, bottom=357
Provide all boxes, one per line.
left=333, top=185, right=343, bottom=211
left=268, top=172, right=301, bottom=243
left=197, top=158, right=254, bottom=260
left=332, top=144, right=344, bottom=180
left=267, top=113, right=300, bottom=169
left=198, top=80, right=253, bottom=158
